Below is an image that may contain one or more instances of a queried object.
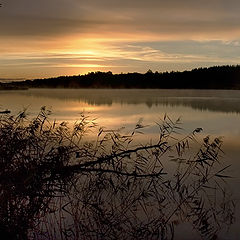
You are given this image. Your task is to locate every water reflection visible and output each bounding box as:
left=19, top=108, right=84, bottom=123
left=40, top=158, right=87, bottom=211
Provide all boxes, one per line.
left=1, top=89, right=240, bottom=113
left=0, top=88, right=240, bottom=238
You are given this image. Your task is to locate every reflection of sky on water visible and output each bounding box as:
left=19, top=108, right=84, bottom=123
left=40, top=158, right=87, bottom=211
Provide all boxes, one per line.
left=1, top=88, right=240, bottom=237
left=1, top=88, right=240, bottom=148
left=2, top=89, right=240, bottom=138
left=1, top=89, right=239, bottom=171
left=1, top=88, right=240, bottom=143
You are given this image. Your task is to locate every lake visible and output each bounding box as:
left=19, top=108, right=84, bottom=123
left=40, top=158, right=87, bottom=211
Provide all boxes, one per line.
left=1, top=88, right=240, bottom=239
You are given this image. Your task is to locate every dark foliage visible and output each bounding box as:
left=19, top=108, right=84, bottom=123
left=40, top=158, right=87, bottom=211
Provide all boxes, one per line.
left=4, top=65, right=240, bottom=89
left=0, top=109, right=235, bottom=239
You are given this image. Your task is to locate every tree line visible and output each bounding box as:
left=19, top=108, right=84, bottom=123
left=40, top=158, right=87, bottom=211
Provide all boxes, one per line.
left=3, top=65, right=240, bottom=89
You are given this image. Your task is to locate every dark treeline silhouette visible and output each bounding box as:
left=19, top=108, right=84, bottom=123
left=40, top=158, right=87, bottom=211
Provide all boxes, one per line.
left=3, top=65, right=240, bottom=89
left=0, top=82, right=27, bottom=90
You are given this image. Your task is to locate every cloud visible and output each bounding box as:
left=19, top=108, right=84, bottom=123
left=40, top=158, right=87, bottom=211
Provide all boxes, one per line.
left=1, top=0, right=240, bottom=40
left=1, top=0, right=240, bottom=78
left=0, top=16, right=107, bottom=37
left=1, top=40, right=240, bottom=69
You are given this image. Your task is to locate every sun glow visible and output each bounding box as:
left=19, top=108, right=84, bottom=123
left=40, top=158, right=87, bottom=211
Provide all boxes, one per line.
left=1, top=28, right=240, bottom=79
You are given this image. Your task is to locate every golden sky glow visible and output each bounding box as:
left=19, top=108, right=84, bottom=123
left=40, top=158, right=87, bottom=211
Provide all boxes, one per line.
left=1, top=0, right=240, bottom=79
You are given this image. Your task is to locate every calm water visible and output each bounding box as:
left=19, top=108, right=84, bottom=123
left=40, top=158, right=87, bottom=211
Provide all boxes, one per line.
left=1, top=88, right=240, bottom=238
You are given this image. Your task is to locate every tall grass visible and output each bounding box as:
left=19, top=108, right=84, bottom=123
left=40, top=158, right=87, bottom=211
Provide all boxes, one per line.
left=0, top=108, right=235, bottom=239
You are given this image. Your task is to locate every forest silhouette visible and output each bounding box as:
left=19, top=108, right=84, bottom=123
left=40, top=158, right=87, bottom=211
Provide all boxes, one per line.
left=2, top=65, right=240, bottom=90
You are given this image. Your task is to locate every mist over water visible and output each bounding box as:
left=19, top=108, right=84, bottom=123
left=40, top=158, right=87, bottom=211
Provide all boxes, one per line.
left=1, top=88, right=240, bottom=135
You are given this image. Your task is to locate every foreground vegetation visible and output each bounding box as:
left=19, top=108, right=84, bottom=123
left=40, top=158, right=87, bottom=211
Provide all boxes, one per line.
left=0, top=108, right=235, bottom=239
left=4, top=65, right=240, bottom=89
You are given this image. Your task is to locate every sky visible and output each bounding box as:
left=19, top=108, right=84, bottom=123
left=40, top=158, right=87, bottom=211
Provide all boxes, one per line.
left=1, top=0, right=240, bottom=79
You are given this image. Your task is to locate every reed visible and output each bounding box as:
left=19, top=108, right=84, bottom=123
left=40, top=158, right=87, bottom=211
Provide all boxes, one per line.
left=0, top=108, right=235, bottom=239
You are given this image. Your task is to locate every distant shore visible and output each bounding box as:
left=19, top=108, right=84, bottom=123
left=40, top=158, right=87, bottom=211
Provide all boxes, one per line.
left=2, top=65, right=240, bottom=90
left=0, top=85, right=28, bottom=90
